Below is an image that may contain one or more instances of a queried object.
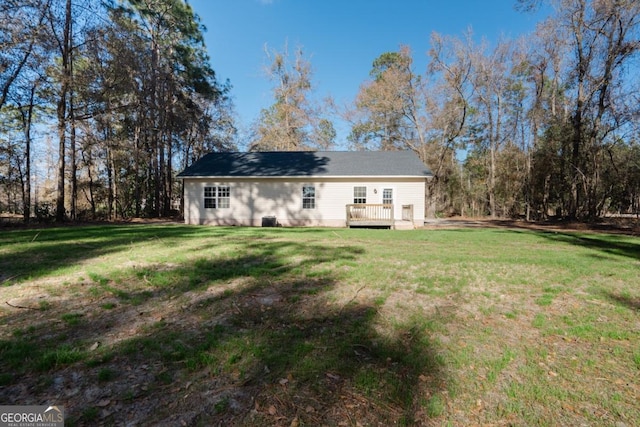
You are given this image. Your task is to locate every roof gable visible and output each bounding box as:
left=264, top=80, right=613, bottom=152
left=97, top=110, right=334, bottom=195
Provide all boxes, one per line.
left=177, top=151, right=432, bottom=178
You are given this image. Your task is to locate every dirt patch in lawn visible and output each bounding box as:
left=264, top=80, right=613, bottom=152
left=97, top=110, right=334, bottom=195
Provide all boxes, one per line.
left=0, top=275, right=445, bottom=425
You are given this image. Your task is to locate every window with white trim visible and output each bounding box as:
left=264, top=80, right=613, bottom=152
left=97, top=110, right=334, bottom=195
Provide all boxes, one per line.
left=353, top=186, right=367, bottom=204
left=204, top=185, right=230, bottom=209
left=302, top=185, right=315, bottom=209
left=382, top=188, right=393, bottom=205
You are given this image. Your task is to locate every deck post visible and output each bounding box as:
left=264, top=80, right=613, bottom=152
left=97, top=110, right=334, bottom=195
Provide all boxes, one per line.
left=345, top=204, right=351, bottom=227
left=390, top=205, right=395, bottom=230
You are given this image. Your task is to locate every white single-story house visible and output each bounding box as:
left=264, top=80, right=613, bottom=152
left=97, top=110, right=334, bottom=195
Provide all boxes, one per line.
left=177, top=151, right=433, bottom=229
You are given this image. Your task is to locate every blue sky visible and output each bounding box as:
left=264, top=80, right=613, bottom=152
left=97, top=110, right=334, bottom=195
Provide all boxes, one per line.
left=188, top=0, right=550, bottom=147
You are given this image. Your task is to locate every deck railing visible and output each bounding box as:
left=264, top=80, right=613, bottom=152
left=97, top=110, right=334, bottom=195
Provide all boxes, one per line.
left=346, top=204, right=394, bottom=228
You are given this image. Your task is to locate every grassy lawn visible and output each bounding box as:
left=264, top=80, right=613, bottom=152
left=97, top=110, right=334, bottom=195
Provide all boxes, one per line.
left=0, top=223, right=638, bottom=426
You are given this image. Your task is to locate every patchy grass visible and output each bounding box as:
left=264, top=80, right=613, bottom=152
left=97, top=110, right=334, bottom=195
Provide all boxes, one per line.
left=0, top=223, right=638, bottom=425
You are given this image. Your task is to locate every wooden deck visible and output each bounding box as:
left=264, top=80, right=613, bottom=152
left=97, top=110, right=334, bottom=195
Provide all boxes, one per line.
left=346, top=204, right=416, bottom=229
left=346, top=204, right=394, bottom=228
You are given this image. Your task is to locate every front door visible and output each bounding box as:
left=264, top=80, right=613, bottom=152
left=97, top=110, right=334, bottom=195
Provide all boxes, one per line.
left=382, top=188, right=393, bottom=220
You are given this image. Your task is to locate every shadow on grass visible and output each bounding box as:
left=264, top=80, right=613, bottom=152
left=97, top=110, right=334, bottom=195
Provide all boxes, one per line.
left=0, top=228, right=447, bottom=425
left=533, top=230, right=640, bottom=261
left=427, top=219, right=639, bottom=261
left=0, top=224, right=213, bottom=284
left=603, top=291, right=640, bottom=312
left=112, top=280, right=444, bottom=425
left=0, top=224, right=349, bottom=285
left=468, top=226, right=640, bottom=261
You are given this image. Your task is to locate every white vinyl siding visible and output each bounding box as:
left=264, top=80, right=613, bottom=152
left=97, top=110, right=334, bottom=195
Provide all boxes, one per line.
left=184, top=178, right=426, bottom=226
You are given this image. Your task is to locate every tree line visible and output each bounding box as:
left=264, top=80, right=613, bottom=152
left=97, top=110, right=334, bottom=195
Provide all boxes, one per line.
left=1, top=0, right=235, bottom=222
left=252, top=0, right=640, bottom=220
left=1, top=0, right=639, bottom=222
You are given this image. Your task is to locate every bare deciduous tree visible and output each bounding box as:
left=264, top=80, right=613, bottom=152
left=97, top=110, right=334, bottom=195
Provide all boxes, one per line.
left=251, top=43, right=334, bottom=151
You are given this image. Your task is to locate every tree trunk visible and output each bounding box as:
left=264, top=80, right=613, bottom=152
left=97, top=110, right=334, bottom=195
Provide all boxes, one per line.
left=81, top=149, right=96, bottom=218
left=55, top=0, right=72, bottom=222
left=70, top=89, right=77, bottom=220
left=68, top=10, right=76, bottom=220
left=106, top=144, right=115, bottom=220
left=159, top=128, right=165, bottom=216
left=19, top=86, right=36, bottom=223
left=110, top=146, right=118, bottom=220
left=150, top=36, right=160, bottom=217
left=134, top=123, right=142, bottom=218
left=165, top=132, right=173, bottom=216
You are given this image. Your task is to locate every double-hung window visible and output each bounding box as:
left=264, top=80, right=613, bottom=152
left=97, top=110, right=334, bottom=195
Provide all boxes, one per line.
left=382, top=188, right=393, bottom=205
left=302, top=185, right=315, bottom=209
left=204, top=185, right=230, bottom=209
left=353, top=186, right=367, bottom=204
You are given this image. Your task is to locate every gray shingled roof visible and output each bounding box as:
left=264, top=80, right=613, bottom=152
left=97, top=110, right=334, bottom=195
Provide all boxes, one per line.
left=177, top=151, right=432, bottom=178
